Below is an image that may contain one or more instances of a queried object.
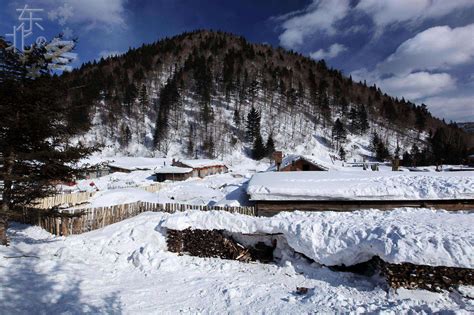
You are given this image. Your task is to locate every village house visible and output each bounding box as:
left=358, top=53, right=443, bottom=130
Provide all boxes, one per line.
left=172, top=159, right=228, bottom=178
left=154, top=166, right=193, bottom=182
left=269, top=154, right=328, bottom=172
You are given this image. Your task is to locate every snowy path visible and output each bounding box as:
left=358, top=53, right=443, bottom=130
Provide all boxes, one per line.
left=1, top=210, right=473, bottom=313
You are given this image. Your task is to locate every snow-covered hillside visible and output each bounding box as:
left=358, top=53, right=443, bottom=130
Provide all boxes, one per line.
left=2, top=209, right=473, bottom=313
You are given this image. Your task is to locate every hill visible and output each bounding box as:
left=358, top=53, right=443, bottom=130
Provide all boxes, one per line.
left=61, top=30, right=468, bottom=164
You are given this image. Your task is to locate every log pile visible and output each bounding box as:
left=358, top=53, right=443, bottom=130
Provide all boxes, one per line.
left=380, top=258, right=474, bottom=292
left=331, top=256, right=474, bottom=292
left=166, top=228, right=274, bottom=263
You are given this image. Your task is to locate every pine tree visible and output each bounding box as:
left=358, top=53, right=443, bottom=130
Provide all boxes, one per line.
left=252, top=132, right=266, bottom=160
left=245, top=106, right=261, bottom=143
left=332, top=118, right=347, bottom=150
left=233, top=108, right=240, bottom=126
left=339, top=146, right=346, bottom=161
left=0, top=37, right=95, bottom=244
left=265, top=133, right=276, bottom=158
left=138, top=84, right=148, bottom=109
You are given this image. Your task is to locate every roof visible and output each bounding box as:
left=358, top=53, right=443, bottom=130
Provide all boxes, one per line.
left=175, top=159, right=227, bottom=168
left=155, top=166, right=193, bottom=174
left=247, top=170, right=474, bottom=201
left=267, top=154, right=329, bottom=171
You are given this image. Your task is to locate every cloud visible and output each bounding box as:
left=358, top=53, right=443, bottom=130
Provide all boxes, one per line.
left=356, top=0, right=474, bottom=29
left=377, top=72, right=456, bottom=100
left=276, top=0, right=351, bottom=48
left=310, top=43, right=347, bottom=60
left=422, top=95, right=474, bottom=122
left=34, top=0, right=127, bottom=30
left=378, top=24, right=474, bottom=75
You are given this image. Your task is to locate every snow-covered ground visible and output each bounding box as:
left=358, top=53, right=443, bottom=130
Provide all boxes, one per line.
left=1, top=209, right=473, bottom=313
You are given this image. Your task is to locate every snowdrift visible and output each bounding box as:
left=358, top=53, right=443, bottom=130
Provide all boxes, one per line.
left=160, top=208, right=474, bottom=268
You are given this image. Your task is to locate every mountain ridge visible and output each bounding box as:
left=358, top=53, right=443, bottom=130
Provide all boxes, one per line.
left=61, top=29, right=469, bottom=164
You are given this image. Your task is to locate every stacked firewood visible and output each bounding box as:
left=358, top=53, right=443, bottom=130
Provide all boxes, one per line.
left=380, top=258, right=474, bottom=292
left=166, top=228, right=274, bottom=263
left=331, top=256, right=474, bottom=292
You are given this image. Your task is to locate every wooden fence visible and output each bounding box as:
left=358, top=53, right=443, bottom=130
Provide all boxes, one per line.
left=17, top=201, right=256, bottom=236
left=32, top=183, right=164, bottom=209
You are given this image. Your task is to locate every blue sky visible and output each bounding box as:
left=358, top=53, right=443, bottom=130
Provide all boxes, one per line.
left=2, top=0, right=473, bottom=122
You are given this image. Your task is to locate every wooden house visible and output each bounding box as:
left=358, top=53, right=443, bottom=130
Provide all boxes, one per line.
left=172, top=159, right=228, bottom=178
left=269, top=154, right=328, bottom=172
left=78, top=162, right=112, bottom=179
left=154, top=166, right=193, bottom=182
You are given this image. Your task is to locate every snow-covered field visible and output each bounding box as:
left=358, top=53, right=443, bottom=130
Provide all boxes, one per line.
left=1, top=209, right=473, bottom=313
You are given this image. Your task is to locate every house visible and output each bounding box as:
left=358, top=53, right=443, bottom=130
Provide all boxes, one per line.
left=172, top=159, right=228, bottom=178
left=154, top=166, right=193, bottom=182
left=246, top=171, right=474, bottom=216
left=79, top=162, right=112, bottom=179
left=268, top=154, right=328, bottom=172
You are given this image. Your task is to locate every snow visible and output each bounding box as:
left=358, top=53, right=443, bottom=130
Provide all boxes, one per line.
left=2, top=210, right=473, bottom=313
left=176, top=159, right=227, bottom=168
left=85, top=188, right=160, bottom=208
left=154, top=166, right=192, bottom=174
left=247, top=170, right=474, bottom=200
left=79, top=156, right=169, bottom=170
left=160, top=208, right=474, bottom=268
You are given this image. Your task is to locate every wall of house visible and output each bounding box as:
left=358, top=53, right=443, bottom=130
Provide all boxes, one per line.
left=155, top=172, right=192, bottom=182
left=280, top=160, right=325, bottom=172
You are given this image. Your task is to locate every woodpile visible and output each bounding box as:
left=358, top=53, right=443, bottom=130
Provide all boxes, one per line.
left=330, top=256, right=474, bottom=292
left=379, top=258, right=474, bottom=292
left=166, top=228, right=274, bottom=263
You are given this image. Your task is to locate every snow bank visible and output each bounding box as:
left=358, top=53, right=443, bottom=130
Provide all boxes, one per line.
left=247, top=171, right=474, bottom=200
left=160, top=208, right=474, bottom=268
left=86, top=188, right=160, bottom=207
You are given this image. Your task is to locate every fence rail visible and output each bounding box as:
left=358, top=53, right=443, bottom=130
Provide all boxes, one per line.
left=17, top=201, right=256, bottom=236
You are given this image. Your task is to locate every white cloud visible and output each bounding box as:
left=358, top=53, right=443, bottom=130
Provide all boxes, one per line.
left=422, top=95, right=474, bottom=122
left=377, top=72, right=456, bottom=100
left=310, top=43, right=347, bottom=60
left=356, top=0, right=474, bottom=29
left=277, top=0, right=351, bottom=48
left=378, top=24, right=474, bottom=75
left=34, top=0, right=127, bottom=30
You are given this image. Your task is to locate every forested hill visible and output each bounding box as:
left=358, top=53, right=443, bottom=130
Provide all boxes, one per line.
left=61, top=29, right=469, bottom=164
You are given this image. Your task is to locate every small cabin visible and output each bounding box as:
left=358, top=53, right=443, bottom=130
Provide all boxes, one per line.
left=154, top=166, right=193, bottom=182
left=172, top=159, right=228, bottom=178
left=78, top=162, right=112, bottom=179
left=269, top=154, right=328, bottom=172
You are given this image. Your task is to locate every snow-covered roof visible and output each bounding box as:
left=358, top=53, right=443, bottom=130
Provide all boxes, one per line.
left=155, top=166, right=193, bottom=174
left=247, top=170, right=474, bottom=201
left=267, top=154, right=329, bottom=171
left=78, top=156, right=168, bottom=171
left=176, top=159, right=227, bottom=168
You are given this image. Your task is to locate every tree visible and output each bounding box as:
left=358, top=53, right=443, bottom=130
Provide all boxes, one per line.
left=0, top=37, right=95, bottom=244
left=245, top=106, right=261, bottom=143
left=371, top=132, right=390, bottom=161
left=265, top=133, right=276, bottom=158
left=138, top=84, right=148, bottom=109
left=252, top=133, right=266, bottom=160
left=332, top=118, right=347, bottom=150
left=339, top=146, right=346, bottom=161
left=153, top=75, right=180, bottom=150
